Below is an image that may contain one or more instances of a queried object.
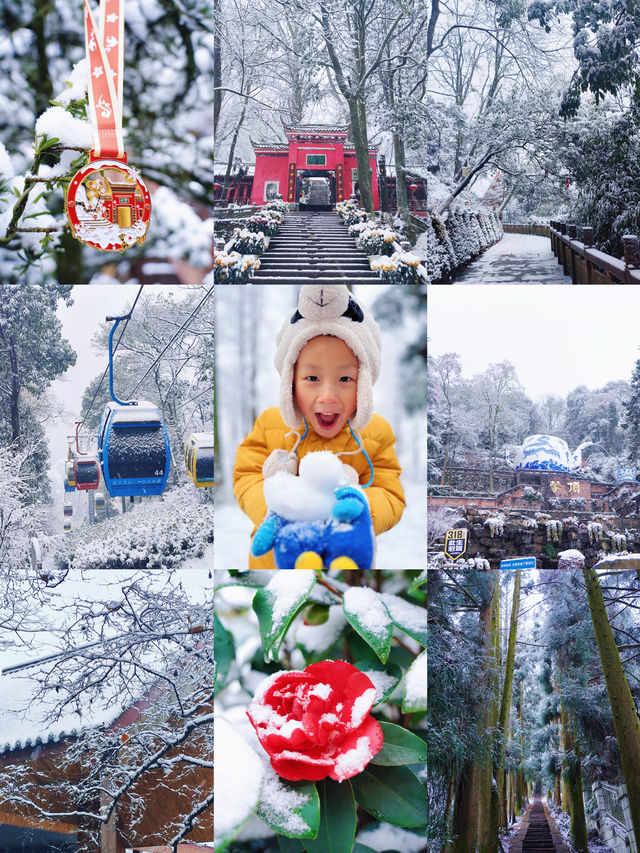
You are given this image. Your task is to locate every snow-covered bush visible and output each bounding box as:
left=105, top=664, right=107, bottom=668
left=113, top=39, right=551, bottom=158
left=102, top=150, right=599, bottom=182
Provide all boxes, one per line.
left=608, top=532, right=627, bottom=551
left=263, top=199, right=288, bottom=215
left=214, top=250, right=261, bottom=282
left=246, top=212, right=281, bottom=237
left=484, top=514, right=505, bottom=536
left=356, top=226, right=397, bottom=256
left=348, top=221, right=373, bottom=238
left=371, top=251, right=422, bottom=283
left=54, top=487, right=213, bottom=571
left=336, top=200, right=368, bottom=226
left=215, top=570, right=427, bottom=852
left=231, top=227, right=268, bottom=255
left=588, top=521, right=604, bottom=543
left=523, top=485, right=542, bottom=503
left=546, top=519, right=563, bottom=542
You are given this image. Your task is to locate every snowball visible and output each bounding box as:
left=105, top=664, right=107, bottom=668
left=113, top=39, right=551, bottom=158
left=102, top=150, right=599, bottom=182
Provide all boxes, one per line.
left=263, top=451, right=349, bottom=523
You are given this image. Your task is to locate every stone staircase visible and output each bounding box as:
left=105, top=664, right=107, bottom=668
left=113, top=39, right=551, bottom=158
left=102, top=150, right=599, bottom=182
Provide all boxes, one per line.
left=253, top=211, right=382, bottom=284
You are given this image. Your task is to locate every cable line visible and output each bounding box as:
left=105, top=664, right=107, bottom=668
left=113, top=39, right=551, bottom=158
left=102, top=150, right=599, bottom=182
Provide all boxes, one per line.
left=125, top=285, right=213, bottom=399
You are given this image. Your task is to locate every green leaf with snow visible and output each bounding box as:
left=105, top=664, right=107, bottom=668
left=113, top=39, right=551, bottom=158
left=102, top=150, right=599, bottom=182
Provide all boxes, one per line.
left=214, top=611, right=234, bottom=695
left=355, top=659, right=402, bottom=705
left=408, top=568, right=428, bottom=592
left=303, top=778, right=356, bottom=853
left=372, top=722, right=427, bottom=766
left=381, top=593, right=427, bottom=647
left=343, top=586, right=393, bottom=664
left=351, top=764, right=428, bottom=827
left=253, top=571, right=317, bottom=661
left=214, top=718, right=264, bottom=851
left=402, top=650, right=427, bottom=713
left=257, top=766, right=320, bottom=839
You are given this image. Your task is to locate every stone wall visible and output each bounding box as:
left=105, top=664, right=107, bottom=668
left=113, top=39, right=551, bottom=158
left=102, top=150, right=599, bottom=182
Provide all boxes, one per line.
left=586, top=782, right=638, bottom=853
left=429, top=506, right=640, bottom=569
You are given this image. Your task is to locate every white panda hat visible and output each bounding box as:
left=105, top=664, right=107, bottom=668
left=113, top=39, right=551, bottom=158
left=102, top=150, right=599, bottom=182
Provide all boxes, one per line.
left=274, top=285, right=382, bottom=432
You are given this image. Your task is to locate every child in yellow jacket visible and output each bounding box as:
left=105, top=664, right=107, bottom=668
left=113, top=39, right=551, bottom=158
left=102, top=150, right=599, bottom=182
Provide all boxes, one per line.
left=233, top=285, right=405, bottom=569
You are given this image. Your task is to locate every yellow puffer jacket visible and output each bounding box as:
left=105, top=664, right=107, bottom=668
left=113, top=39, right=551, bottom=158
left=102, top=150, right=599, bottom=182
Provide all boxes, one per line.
left=233, top=406, right=405, bottom=569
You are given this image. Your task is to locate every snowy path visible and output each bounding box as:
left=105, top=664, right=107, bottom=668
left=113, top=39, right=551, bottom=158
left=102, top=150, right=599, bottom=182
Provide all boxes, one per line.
left=214, top=481, right=426, bottom=571
left=453, top=233, right=572, bottom=283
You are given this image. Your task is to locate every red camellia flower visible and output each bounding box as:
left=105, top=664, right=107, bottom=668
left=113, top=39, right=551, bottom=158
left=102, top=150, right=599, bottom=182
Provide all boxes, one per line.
left=246, top=660, right=383, bottom=782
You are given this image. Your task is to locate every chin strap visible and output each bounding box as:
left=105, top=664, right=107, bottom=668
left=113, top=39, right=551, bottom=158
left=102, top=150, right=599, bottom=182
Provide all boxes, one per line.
left=285, top=417, right=309, bottom=457
left=337, top=421, right=374, bottom=488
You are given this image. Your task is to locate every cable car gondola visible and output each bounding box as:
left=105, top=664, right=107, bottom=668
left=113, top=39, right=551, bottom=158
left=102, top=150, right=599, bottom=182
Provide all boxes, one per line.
left=74, top=457, right=100, bottom=491
left=73, top=422, right=100, bottom=491
left=95, top=492, right=106, bottom=511
left=63, top=505, right=73, bottom=517
left=184, top=432, right=214, bottom=487
left=65, top=461, right=76, bottom=491
left=63, top=522, right=72, bottom=533
left=97, top=315, right=171, bottom=498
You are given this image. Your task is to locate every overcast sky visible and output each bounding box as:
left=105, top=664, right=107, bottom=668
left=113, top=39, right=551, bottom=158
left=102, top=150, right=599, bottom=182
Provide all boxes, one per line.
left=428, top=285, right=640, bottom=400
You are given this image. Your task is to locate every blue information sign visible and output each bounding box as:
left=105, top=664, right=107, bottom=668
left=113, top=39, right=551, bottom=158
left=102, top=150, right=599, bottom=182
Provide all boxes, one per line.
left=500, top=556, right=537, bottom=570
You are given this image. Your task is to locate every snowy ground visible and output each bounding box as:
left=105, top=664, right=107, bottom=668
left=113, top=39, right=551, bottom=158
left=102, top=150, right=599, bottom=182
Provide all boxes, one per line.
left=454, top=233, right=572, bottom=283
left=214, top=480, right=426, bottom=570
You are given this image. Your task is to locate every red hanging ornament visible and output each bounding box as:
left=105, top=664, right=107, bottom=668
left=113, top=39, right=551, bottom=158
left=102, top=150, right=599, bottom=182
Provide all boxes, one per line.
left=65, top=0, right=151, bottom=251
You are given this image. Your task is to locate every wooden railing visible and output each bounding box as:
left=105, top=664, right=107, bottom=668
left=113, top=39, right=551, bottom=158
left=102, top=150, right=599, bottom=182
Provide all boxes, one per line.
left=550, top=221, right=640, bottom=283
left=503, top=223, right=550, bottom=237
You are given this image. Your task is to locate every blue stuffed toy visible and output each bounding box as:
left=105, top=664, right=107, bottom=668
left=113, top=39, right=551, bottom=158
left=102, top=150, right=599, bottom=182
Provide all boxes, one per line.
left=251, top=452, right=374, bottom=570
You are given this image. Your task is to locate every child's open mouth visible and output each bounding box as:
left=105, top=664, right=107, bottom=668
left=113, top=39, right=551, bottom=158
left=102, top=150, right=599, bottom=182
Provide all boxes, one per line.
left=315, top=412, right=340, bottom=429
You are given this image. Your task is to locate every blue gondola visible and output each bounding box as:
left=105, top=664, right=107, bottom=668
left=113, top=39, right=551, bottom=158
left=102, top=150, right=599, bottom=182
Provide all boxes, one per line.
left=97, top=315, right=171, bottom=497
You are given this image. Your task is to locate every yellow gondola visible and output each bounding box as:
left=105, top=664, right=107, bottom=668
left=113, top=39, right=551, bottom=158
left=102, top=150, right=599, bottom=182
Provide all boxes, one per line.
left=184, top=432, right=214, bottom=487
left=95, top=492, right=106, bottom=510
left=65, top=460, right=76, bottom=489
left=63, top=521, right=72, bottom=533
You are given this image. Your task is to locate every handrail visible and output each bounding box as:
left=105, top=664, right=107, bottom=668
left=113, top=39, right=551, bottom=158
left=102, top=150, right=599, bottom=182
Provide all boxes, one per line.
left=549, top=221, right=640, bottom=283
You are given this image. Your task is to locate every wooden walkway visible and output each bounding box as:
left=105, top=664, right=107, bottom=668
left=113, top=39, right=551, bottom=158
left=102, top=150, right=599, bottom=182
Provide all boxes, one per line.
left=453, top=234, right=572, bottom=283
left=508, top=799, right=570, bottom=853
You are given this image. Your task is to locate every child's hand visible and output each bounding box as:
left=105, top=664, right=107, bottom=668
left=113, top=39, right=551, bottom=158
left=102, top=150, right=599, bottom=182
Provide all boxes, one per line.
left=332, top=486, right=367, bottom=523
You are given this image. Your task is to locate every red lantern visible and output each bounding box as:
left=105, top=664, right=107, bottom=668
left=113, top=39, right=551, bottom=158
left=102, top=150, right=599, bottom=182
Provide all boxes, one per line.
left=409, top=183, right=418, bottom=192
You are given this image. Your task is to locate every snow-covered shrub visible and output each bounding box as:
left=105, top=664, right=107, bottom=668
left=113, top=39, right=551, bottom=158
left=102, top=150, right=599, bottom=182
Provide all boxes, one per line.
left=263, top=199, right=288, bottom=215
left=231, top=227, right=268, bottom=255
left=523, top=486, right=542, bottom=503
left=356, top=227, right=397, bottom=256
left=246, top=212, right=280, bottom=237
left=55, top=487, right=213, bottom=571
left=484, top=515, right=505, bottom=536
left=343, top=208, right=369, bottom=226
left=588, top=521, right=604, bottom=543
left=545, top=519, right=563, bottom=542
left=336, top=199, right=359, bottom=220
left=608, top=532, right=627, bottom=551
left=214, top=250, right=261, bottom=282
left=348, top=221, right=373, bottom=238
left=371, top=251, right=421, bottom=283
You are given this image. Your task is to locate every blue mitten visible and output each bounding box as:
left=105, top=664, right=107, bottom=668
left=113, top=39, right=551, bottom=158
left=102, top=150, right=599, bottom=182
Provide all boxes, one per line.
left=332, top=486, right=366, bottom=522
left=251, top=512, right=279, bottom=557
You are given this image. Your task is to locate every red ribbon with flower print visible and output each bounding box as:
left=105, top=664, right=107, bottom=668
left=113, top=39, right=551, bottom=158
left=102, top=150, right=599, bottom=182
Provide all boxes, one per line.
left=84, top=0, right=125, bottom=160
